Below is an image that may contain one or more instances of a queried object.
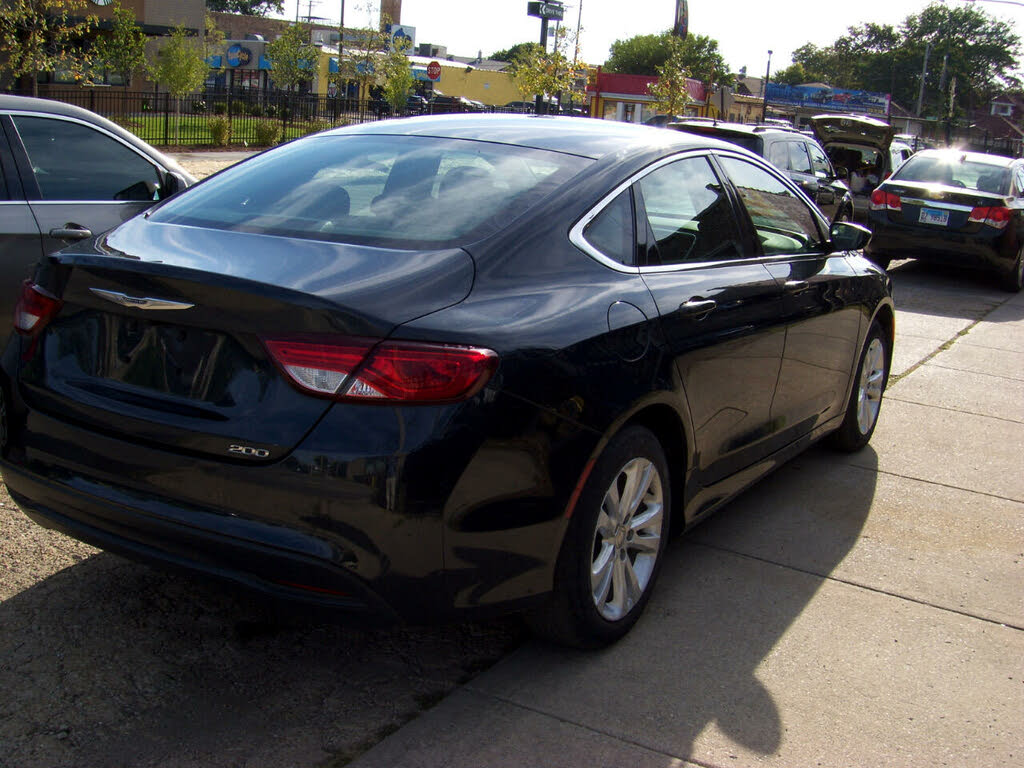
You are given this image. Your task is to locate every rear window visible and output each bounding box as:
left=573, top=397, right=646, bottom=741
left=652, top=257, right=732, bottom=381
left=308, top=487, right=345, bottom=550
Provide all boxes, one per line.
left=671, top=126, right=762, bottom=155
left=893, top=154, right=1011, bottom=194
left=150, top=134, right=592, bottom=247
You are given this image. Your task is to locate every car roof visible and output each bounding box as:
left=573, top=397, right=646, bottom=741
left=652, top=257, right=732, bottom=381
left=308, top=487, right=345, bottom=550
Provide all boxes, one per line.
left=327, top=114, right=737, bottom=160
left=0, top=93, right=193, bottom=179
left=904, top=148, right=1019, bottom=167
left=668, top=120, right=804, bottom=137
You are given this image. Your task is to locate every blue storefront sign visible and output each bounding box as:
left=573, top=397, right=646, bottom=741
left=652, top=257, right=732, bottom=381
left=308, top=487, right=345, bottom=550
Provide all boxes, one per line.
left=766, top=83, right=890, bottom=115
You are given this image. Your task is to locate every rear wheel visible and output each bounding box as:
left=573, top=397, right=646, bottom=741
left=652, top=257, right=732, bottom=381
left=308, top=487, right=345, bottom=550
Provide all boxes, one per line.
left=1000, top=247, right=1024, bottom=293
left=527, top=426, right=670, bottom=648
left=830, top=321, right=888, bottom=452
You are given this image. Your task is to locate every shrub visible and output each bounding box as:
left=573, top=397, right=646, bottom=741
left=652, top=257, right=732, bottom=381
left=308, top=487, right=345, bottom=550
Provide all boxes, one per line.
left=208, top=116, right=232, bottom=147
left=302, top=118, right=331, bottom=136
left=229, top=101, right=245, bottom=116
left=252, top=120, right=282, bottom=147
left=212, top=102, right=227, bottom=115
left=192, top=100, right=207, bottom=113
left=141, top=97, right=151, bottom=112
left=247, top=103, right=263, bottom=117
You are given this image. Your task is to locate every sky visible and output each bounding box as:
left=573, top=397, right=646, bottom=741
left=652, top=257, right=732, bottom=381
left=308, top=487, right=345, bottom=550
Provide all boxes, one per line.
left=283, top=0, right=1024, bottom=75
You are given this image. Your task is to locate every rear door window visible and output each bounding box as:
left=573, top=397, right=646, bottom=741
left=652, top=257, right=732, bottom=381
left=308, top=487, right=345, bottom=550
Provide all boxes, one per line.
left=787, top=142, right=812, bottom=174
left=636, top=156, right=743, bottom=265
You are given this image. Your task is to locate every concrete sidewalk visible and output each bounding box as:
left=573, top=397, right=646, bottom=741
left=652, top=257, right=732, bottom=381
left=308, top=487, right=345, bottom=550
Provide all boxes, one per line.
left=351, top=280, right=1024, bottom=767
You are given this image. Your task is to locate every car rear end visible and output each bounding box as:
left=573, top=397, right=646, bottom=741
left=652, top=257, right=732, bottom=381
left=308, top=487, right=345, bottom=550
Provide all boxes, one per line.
left=0, top=129, right=593, bottom=622
left=865, top=153, right=1020, bottom=277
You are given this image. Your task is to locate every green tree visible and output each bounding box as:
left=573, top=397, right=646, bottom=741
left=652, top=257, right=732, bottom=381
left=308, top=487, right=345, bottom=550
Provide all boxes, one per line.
left=648, top=35, right=691, bottom=116
left=772, top=61, right=809, bottom=87
left=490, top=42, right=543, bottom=65
left=0, top=0, right=97, bottom=96
left=265, top=21, right=314, bottom=92
left=791, top=3, right=1020, bottom=117
left=91, top=1, right=147, bottom=86
left=512, top=27, right=587, bottom=112
left=206, top=1, right=284, bottom=15
left=605, top=32, right=672, bottom=75
left=150, top=26, right=209, bottom=144
left=605, top=30, right=729, bottom=93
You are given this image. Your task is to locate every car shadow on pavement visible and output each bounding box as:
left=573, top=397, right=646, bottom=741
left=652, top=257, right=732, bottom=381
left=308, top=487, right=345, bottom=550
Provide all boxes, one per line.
left=886, top=260, right=1023, bottom=322
left=0, top=534, right=523, bottom=768
left=459, top=445, right=878, bottom=764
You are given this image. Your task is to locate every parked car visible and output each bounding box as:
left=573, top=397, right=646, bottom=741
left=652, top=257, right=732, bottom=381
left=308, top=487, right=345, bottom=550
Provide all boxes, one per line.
left=809, top=114, right=914, bottom=222
left=667, top=120, right=855, bottom=223
left=404, top=94, right=429, bottom=115
left=866, top=148, right=1024, bottom=291
left=429, top=95, right=486, bottom=114
left=0, top=95, right=195, bottom=339
left=0, top=115, right=894, bottom=647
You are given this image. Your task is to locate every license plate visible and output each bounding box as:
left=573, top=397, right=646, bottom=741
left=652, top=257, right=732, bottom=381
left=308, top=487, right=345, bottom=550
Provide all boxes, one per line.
left=919, top=207, right=949, bottom=226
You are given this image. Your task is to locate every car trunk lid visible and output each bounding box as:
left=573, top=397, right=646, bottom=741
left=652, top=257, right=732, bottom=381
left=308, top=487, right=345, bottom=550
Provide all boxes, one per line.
left=17, top=220, right=474, bottom=461
left=810, top=114, right=895, bottom=152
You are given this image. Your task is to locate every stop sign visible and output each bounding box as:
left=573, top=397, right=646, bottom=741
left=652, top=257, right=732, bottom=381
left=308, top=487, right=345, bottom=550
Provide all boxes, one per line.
left=426, top=61, right=442, bottom=81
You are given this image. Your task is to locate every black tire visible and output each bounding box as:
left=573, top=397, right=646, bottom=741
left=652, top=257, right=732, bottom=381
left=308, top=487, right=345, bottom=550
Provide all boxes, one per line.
left=527, top=426, right=671, bottom=648
left=830, top=321, right=889, bottom=452
left=999, top=247, right=1024, bottom=293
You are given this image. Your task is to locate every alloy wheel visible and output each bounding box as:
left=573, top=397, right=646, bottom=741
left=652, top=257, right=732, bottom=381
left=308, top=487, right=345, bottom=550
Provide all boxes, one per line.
left=590, top=457, right=664, bottom=621
left=857, top=337, right=886, bottom=434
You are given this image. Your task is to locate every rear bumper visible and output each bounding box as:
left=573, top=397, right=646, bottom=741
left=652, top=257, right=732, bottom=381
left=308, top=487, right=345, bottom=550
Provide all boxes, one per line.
left=866, top=215, right=1015, bottom=273
left=4, top=457, right=400, bottom=619
left=0, top=382, right=578, bottom=622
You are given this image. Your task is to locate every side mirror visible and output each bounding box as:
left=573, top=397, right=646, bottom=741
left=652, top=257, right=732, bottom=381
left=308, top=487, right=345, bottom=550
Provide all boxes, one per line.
left=829, top=221, right=871, bottom=252
left=833, top=166, right=849, bottom=181
left=158, top=171, right=190, bottom=200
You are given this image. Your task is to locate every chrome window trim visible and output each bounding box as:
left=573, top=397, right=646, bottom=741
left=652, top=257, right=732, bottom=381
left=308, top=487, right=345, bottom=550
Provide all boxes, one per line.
left=570, top=148, right=830, bottom=275
left=2, top=109, right=168, bottom=202
left=26, top=199, right=149, bottom=206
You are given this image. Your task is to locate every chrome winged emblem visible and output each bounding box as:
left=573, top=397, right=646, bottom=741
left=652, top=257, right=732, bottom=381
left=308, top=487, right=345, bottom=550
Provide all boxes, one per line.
left=89, top=288, right=194, bottom=311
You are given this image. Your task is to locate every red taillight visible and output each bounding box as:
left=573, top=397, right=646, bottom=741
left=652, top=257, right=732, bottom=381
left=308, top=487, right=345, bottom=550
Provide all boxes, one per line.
left=969, top=205, right=1012, bottom=229
left=869, top=188, right=901, bottom=212
left=263, top=336, right=498, bottom=404
left=14, top=281, right=63, bottom=336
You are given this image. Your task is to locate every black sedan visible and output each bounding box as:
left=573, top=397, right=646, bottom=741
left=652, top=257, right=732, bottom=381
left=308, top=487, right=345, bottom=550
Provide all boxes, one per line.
left=866, top=149, right=1024, bottom=291
left=0, top=115, right=894, bottom=647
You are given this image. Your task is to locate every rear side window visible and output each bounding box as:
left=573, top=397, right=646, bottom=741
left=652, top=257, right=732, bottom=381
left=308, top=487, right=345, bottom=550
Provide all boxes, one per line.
left=637, top=156, right=742, bottom=265
left=151, top=134, right=592, bottom=247
left=13, top=116, right=161, bottom=201
left=583, top=189, right=635, bottom=265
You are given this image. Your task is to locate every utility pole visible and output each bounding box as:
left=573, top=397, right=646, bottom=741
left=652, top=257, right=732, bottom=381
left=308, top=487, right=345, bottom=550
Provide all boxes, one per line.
left=915, top=41, right=931, bottom=117
left=761, top=50, right=772, bottom=122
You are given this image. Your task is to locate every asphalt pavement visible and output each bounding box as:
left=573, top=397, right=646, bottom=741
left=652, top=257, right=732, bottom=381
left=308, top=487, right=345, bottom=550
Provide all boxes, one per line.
left=351, top=261, right=1024, bottom=768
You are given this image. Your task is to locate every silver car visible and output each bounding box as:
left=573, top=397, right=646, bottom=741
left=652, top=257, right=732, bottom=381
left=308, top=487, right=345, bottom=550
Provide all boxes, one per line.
left=0, top=95, right=195, bottom=337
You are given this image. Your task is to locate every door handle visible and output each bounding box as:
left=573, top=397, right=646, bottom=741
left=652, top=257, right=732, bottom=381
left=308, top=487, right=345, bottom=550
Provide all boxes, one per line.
left=784, top=279, right=809, bottom=292
left=49, top=224, right=93, bottom=241
left=679, top=298, right=717, bottom=319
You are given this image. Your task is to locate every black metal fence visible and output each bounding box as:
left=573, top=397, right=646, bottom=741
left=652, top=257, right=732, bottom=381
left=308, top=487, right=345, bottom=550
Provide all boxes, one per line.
left=7, top=88, right=532, bottom=147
